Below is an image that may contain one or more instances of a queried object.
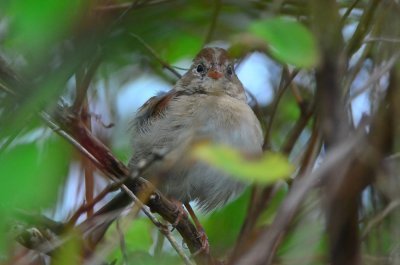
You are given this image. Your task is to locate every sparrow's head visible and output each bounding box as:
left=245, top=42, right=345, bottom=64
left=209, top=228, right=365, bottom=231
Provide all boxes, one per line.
left=177, top=47, right=246, bottom=101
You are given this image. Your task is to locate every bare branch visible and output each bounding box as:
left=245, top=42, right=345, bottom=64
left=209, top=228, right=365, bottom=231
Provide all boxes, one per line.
left=130, top=33, right=182, bottom=79
left=203, top=0, right=222, bottom=45
left=233, top=135, right=364, bottom=265
left=362, top=199, right=400, bottom=239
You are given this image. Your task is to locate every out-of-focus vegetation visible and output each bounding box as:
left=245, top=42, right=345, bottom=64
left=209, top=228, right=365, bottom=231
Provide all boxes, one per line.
left=1, top=0, right=400, bottom=265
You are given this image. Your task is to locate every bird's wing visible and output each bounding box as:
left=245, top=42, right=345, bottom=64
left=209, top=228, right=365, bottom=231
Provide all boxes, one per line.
left=132, top=89, right=207, bottom=133
left=132, top=90, right=178, bottom=133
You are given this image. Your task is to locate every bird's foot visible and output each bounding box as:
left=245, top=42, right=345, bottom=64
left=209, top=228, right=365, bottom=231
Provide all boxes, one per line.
left=194, top=226, right=210, bottom=255
left=171, top=200, right=188, bottom=229
left=184, top=203, right=210, bottom=255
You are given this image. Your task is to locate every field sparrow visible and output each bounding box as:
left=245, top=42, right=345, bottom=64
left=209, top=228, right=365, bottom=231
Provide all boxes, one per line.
left=129, top=47, right=263, bottom=212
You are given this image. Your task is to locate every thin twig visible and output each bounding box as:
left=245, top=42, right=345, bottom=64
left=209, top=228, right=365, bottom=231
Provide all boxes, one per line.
left=346, top=0, right=380, bottom=56
left=348, top=52, right=400, bottom=102
left=130, top=33, right=182, bottom=79
left=203, top=0, right=222, bottom=45
left=72, top=52, right=102, bottom=112
left=116, top=219, right=128, bottom=265
left=297, top=121, right=322, bottom=177
left=115, top=181, right=195, bottom=265
left=154, top=226, right=166, bottom=256
left=342, top=41, right=372, bottom=97
left=68, top=177, right=129, bottom=225
left=0, top=80, right=17, bottom=95
left=364, top=37, right=400, bottom=43
left=39, top=111, right=103, bottom=169
left=233, top=135, right=364, bottom=265
left=340, top=0, right=362, bottom=25
left=68, top=145, right=164, bottom=225
left=282, top=101, right=315, bottom=155
left=0, top=8, right=209, bottom=264
left=289, top=81, right=304, bottom=109
left=0, top=125, right=26, bottom=155
left=109, top=0, right=145, bottom=29
left=83, top=194, right=143, bottom=265
left=94, top=0, right=174, bottom=12
left=263, top=67, right=298, bottom=150
left=40, top=110, right=199, bottom=264
left=231, top=88, right=314, bottom=262
left=362, top=199, right=400, bottom=239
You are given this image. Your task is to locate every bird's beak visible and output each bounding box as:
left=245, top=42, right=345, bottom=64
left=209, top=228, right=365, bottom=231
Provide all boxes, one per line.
left=207, top=70, right=223, bottom=80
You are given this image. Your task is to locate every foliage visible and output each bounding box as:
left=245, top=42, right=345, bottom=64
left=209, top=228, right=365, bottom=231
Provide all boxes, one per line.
left=249, top=17, right=319, bottom=68
left=1, top=0, right=400, bottom=265
left=191, top=142, right=293, bottom=184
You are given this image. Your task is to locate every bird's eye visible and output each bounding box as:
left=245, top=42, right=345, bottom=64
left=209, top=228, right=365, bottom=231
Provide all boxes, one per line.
left=196, top=64, right=205, bottom=73
left=227, top=65, right=233, bottom=75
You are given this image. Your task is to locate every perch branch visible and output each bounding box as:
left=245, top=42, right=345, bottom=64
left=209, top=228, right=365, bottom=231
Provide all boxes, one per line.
left=44, top=107, right=210, bottom=264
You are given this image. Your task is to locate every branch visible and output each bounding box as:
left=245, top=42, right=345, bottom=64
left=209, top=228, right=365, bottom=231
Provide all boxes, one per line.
left=231, top=87, right=314, bottom=263
left=232, top=134, right=364, bottom=265
left=262, top=67, right=298, bottom=150
left=0, top=76, right=212, bottom=263
left=348, top=53, right=400, bottom=102
left=346, top=0, right=380, bottom=56
left=72, top=52, right=102, bottom=112
left=362, top=199, right=400, bottom=239
left=130, top=33, right=182, bottom=79
left=203, top=0, right=222, bottom=45
left=43, top=107, right=213, bottom=264
left=94, top=0, right=175, bottom=12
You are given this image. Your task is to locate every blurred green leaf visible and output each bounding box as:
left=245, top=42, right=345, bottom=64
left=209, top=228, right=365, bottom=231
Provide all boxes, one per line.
left=52, top=231, right=82, bottom=265
left=278, top=215, right=326, bottom=265
left=123, top=218, right=153, bottom=252
left=0, top=134, right=71, bottom=210
left=121, top=251, right=182, bottom=265
left=229, top=33, right=269, bottom=59
left=161, top=33, right=202, bottom=63
left=201, top=188, right=251, bottom=254
left=5, top=0, right=82, bottom=57
left=257, top=184, right=288, bottom=226
left=0, top=219, right=9, bottom=259
left=107, top=218, right=153, bottom=262
left=191, top=143, right=293, bottom=184
left=280, top=94, right=301, bottom=122
left=249, top=17, right=319, bottom=68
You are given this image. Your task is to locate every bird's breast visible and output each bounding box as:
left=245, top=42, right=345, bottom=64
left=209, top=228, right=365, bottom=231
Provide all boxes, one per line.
left=172, top=95, right=263, bottom=153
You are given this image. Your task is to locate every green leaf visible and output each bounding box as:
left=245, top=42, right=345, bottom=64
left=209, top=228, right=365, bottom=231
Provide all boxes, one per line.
left=115, top=251, right=181, bottom=265
left=249, top=17, right=319, bottom=68
left=107, top=218, right=153, bottom=262
left=278, top=214, right=326, bottom=265
left=5, top=0, right=83, bottom=57
left=257, top=184, right=288, bottom=226
left=0, top=134, right=71, bottom=211
left=123, top=218, right=153, bottom=252
left=52, top=231, right=82, bottom=265
left=191, top=143, right=293, bottom=184
left=161, top=33, right=203, bottom=63
left=201, top=188, right=251, bottom=254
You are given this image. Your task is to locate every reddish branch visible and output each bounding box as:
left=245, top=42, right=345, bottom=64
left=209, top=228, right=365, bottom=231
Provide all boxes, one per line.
left=51, top=107, right=214, bottom=264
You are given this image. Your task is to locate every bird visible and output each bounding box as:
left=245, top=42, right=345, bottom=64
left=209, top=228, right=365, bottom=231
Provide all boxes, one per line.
left=128, top=47, right=263, bottom=214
